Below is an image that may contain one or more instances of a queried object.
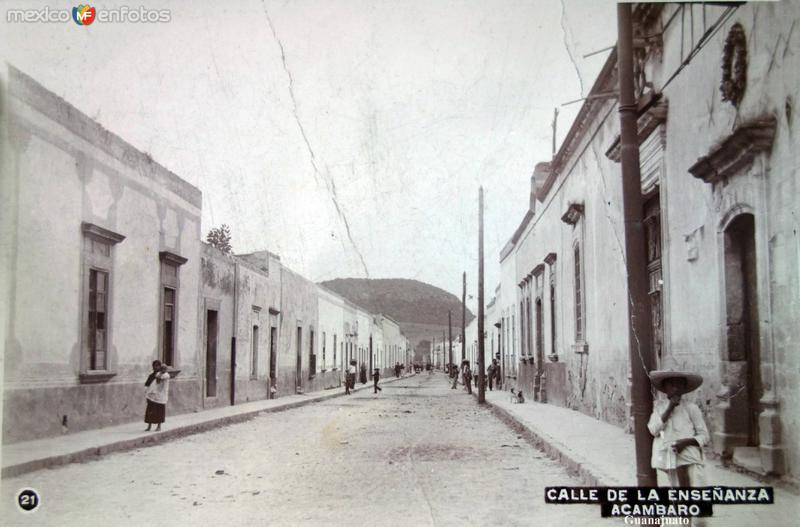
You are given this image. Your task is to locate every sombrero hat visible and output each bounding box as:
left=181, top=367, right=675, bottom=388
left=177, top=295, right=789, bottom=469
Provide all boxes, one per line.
left=649, top=370, right=703, bottom=394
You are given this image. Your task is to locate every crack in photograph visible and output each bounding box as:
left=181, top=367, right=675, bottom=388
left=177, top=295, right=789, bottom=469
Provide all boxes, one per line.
left=1, top=1, right=798, bottom=525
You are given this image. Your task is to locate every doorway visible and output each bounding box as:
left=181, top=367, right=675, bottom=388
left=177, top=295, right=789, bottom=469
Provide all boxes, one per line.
left=295, top=326, right=302, bottom=392
left=535, top=297, right=544, bottom=367
left=644, top=194, right=664, bottom=366
left=269, top=326, right=277, bottom=398
left=534, top=297, right=544, bottom=400
left=724, top=213, right=761, bottom=446
left=205, top=310, right=218, bottom=397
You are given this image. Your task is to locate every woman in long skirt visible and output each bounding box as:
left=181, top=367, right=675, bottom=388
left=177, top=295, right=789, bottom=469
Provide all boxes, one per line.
left=144, top=360, right=170, bottom=431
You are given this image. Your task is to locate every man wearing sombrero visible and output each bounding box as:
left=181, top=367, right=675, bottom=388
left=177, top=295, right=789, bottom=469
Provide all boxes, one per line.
left=647, top=370, right=710, bottom=488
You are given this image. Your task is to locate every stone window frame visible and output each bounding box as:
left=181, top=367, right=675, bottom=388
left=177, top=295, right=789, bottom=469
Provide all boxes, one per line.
left=321, top=331, right=327, bottom=372
left=691, top=116, right=778, bottom=411
left=250, top=305, right=261, bottom=380
left=572, top=241, right=587, bottom=351
left=518, top=277, right=534, bottom=363
left=268, top=309, right=279, bottom=391
left=532, top=263, right=546, bottom=366
left=518, top=295, right=525, bottom=361
left=544, top=252, right=558, bottom=360
left=562, top=203, right=588, bottom=353
left=158, top=251, right=188, bottom=369
left=511, top=313, right=516, bottom=377
left=332, top=333, right=338, bottom=371
left=79, top=222, right=125, bottom=384
left=308, top=326, right=316, bottom=380
left=203, top=297, right=222, bottom=399
left=251, top=323, right=260, bottom=380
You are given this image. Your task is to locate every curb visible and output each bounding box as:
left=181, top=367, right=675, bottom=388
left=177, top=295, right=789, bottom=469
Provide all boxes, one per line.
left=2, top=374, right=413, bottom=478
left=475, top=391, right=622, bottom=487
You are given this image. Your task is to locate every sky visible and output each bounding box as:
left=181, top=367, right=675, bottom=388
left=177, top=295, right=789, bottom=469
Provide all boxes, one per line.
left=1, top=0, right=618, bottom=307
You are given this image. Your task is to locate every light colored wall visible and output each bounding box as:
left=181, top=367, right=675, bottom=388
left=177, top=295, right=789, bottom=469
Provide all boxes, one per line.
left=499, top=253, right=518, bottom=379
left=356, top=308, right=371, bottom=365
left=232, top=259, right=280, bottom=402
left=371, top=318, right=384, bottom=371
left=317, top=286, right=345, bottom=375
left=199, top=243, right=236, bottom=407
left=653, top=3, right=800, bottom=474
left=465, top=317, right=478, bottom=367
left=4, top=66, right=202, bottom=441
left=498, top=2, right=799, bottom=476
left=513, top=92, right=630, bottom=424
left=277, top=266, right=319, bottom=395
left=380, top=315, right=404, bottom=372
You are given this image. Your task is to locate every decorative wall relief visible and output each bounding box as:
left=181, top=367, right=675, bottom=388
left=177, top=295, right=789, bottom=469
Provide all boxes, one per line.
left=720, top=23, right=748, bottom=107
left=684, top=225, right=704, bottom=262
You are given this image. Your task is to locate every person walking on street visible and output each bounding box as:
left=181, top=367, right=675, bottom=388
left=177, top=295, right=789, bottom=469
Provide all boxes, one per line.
left=487, top=360, right=496, bottom=391
left=373, top=368, right=382, bottom=393
left=345, top=360, right=357, bottom=395
left=144, top=361, right=170, bottom=432
left=461, top=360, right=473, bottom=395
left=648, top=370, right=709, bottom=488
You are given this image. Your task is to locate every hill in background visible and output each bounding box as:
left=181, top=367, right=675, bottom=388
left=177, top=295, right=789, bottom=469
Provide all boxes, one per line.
left=318, top=278, right=475, bottom=360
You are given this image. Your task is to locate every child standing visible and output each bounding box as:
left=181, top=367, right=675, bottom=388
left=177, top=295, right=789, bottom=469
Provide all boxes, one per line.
left=648, top=370, right=709, bottom=487
left=373, top=368, right=382, bottom=394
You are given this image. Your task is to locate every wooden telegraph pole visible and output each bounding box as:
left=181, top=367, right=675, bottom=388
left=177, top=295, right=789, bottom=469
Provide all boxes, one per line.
left=617, top=3, right=657, bottom=486
left=448, top=310, right=453, bottom=374
left=478, top=186, right=486, bottom=403
left=461, top=272, right=466, bottom=362
left=442, top=330, right=447, bottom=376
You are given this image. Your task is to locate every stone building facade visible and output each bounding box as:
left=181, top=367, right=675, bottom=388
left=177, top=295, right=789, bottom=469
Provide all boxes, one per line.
left=3, top=66, right=203, bottom=442
left=495, top=2, right=798, bottom=479
left=1, top=66, right=411, bottom=444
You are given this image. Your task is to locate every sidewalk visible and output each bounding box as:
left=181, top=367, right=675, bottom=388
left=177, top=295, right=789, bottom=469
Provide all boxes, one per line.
left=1, top=375, right=410, bottom=478
left=481, top=389, right=799, bottom=526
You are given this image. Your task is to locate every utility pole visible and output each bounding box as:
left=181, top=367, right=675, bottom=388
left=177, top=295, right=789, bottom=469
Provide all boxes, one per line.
left=442, top=330, right=447, bottom=376
left=617, top=3, right=657, bottom=487
left=478, top=186, right=486, bottom=403
left=448, top=310, right=453, bottom=375
left=462, top=272, right=466, bottom=362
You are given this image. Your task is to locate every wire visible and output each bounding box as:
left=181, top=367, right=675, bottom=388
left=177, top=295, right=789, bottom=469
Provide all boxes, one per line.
left=659, top=5, right=740, bottom=93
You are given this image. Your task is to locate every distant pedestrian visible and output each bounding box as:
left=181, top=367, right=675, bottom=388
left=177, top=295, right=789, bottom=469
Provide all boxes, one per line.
left=461, top=360, right=472, bottom=395
left=360, top=363, right=368, bottom=384
left=345, top=360, right=357, bottom=395
left=495, top=361, right=503, bottom=390
left=373, top=368, right=382, bottom=393
left=648, top=370, right=709, bottom=488
left=394, top=362, right=401, bottom=378
left=144, top=361, right=170, bottom=432
left=487, top=361, right=496, bottom=391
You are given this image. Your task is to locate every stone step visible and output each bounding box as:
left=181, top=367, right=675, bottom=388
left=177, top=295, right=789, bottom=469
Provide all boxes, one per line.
left=732, top=446, right=766, bottom=475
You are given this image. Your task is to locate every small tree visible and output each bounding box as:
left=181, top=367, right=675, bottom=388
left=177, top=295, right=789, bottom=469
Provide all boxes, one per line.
left=206, top=224, right=232, bottom=253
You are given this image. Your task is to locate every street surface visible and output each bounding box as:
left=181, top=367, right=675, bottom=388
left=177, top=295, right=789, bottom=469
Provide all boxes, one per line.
left=2, top=374, right=602, bottom=526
